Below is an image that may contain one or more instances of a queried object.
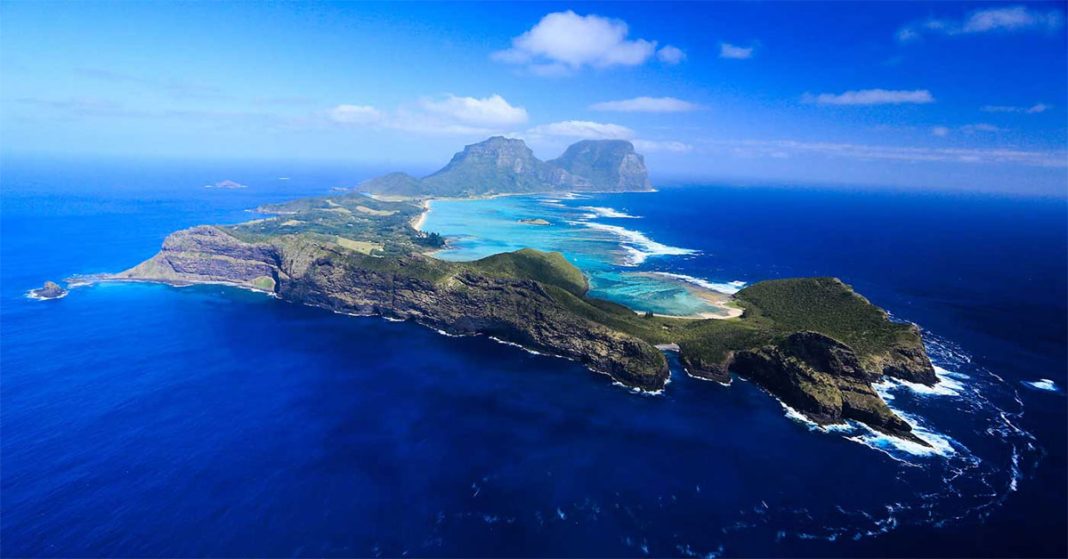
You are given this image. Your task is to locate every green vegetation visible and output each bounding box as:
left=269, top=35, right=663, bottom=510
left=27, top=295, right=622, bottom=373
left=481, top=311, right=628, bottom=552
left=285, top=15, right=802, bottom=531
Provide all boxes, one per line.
left=224, top=192, right=425, bottom=256
left=251, top=276, right=276, bottom=291
left=418, top=232, right=446, bottom=248
left=734, top=277, right=918, bottom=358
left=335, top=237, right=383, bottom=255
left=463, top=249, right=589, bottom=296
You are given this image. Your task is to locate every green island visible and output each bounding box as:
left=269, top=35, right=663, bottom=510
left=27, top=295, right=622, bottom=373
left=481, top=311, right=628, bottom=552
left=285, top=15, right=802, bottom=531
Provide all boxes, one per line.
left=108, top=137, right=938, bottom=446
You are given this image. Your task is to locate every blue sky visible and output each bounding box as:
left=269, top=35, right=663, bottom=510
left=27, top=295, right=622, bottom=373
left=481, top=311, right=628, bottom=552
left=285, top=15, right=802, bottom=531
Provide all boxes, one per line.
left=1, top=1, right=1065, bottom=194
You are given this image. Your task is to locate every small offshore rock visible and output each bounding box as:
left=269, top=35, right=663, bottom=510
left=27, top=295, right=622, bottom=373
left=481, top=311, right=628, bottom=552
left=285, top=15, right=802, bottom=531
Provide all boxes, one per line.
left=30, top=280, right=68, bottom=300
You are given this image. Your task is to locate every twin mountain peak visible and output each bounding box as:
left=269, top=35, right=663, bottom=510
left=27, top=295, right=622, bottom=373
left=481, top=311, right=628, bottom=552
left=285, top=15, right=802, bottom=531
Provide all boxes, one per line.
left=361, top=137, right=652, bottom=197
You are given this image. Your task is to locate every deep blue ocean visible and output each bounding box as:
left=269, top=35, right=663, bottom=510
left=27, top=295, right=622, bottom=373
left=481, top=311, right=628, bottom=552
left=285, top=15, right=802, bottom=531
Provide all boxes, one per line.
left=2, top=158, right=1065, bottom=557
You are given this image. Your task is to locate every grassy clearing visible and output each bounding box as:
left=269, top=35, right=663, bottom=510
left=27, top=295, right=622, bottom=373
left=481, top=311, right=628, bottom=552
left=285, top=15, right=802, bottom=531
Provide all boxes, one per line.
left=356, top=205, right=397, bottom=216
left=251, top=276, right=276, bottom=291
left=335, top=237, right=384, bottom=255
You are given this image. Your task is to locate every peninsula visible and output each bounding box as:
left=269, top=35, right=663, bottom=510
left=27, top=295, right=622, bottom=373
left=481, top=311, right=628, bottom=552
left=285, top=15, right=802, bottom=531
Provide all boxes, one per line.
left=107, top=137, right=939, bottom=445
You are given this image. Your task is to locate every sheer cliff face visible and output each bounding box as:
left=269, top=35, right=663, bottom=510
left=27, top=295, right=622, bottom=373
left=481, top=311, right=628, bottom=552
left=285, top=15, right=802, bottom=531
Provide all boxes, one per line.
left=549, top=140, right=652, bottom=192
left=420, top=137, right=572, bottom=196
left=361, top=137, right=653, bottom=196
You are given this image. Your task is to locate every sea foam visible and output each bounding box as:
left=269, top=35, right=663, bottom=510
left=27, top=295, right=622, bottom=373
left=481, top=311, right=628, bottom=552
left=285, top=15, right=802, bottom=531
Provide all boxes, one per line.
left=876, top=366, right=966, bottom=398
left=579, top=222, right=696, bottom=266
left=648, top=272, right=747, bottom=295
left=25, top=290, right=69, bottom=301
left=1022, top=379, right=1060, bottom=392
left=578, top=206, right=641, bottom=219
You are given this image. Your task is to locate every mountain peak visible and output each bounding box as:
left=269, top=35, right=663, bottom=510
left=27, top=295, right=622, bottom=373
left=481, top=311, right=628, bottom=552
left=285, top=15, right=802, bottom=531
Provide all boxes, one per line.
left=363, top=137, right=653, bottom=197
left=449, top=136, right=535, bottom=164
left=551, top=140, right=651, bottom=191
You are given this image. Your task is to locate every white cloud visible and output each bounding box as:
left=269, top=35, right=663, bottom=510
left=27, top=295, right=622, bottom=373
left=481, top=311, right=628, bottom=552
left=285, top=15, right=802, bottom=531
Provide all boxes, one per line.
left=417, top=94, right=528, bottom=127
left=931, top=123, right=1007, bottom=136
left=961, top=123, right=1004, bottom=134
left=328, top=94, right=527, bottom=135
left=981, top=103, right=1050, bottom=114
left=492, top=11, right=668, bottom=74
left=656, top=45, right=686, bottom=64
left=962, top=6, right=1063, bottom=33
left=329, top=104, right=382, bottom=125
left=706, top=139, right=1067, bottom=168
left=719, top=42, right=754, bottom=59
left=805, top=89, right=935, bottom=106
left=898, top=5, right=1064, bottom=42
left=526, top=120, right=636, bottom=140
left=589, top=96, right=700, bottom=112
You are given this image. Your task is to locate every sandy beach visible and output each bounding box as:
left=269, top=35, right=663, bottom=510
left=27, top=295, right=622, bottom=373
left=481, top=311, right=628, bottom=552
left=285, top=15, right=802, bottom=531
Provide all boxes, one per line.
left=410, top=200, right=430, bottom=231
left=650, top=305, right=744, bottom=321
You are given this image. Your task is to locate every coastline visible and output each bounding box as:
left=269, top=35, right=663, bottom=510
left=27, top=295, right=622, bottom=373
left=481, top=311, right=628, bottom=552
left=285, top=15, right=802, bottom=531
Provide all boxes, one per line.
left=410, top=199, right=430, bottom=231
left=75, top=272, right=675, bottom=396
left=68, top=275, right=280, bottom=297
left=649, top=306, right=744, bottom=320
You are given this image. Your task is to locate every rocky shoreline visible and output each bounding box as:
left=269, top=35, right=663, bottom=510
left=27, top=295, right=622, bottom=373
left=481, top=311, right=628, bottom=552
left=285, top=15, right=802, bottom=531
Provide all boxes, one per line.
left=27, top=280, right=68, bottom=300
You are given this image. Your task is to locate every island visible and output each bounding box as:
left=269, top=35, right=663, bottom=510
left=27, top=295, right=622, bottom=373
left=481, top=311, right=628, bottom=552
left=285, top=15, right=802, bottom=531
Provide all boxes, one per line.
left=29, top=280, right=68, bottom=300
left=518, top=218, right=551, bottom=226
left=103, top=137, right=939, bottom=446
left=204, top=179, right=248, bottom=189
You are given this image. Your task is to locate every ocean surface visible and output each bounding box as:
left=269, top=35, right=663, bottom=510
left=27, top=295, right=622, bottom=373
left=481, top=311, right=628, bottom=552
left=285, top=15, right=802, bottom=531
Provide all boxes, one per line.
left=2, top=158, right=1065, bottom=557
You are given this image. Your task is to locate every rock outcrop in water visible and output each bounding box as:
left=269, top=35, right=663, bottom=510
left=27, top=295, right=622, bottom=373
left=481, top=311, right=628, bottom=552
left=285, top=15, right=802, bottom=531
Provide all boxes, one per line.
left=360, top=137, right=652, bottom=197
left=29, top=280, right=68, bottom=300
left=731, top=332, right=921, bottom=444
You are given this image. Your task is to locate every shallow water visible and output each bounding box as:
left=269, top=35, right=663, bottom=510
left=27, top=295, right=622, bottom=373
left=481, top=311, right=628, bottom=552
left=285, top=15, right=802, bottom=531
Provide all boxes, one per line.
left=422, top=194, right=728, bottom=317
left=2, top=160, right=1065, bottom=556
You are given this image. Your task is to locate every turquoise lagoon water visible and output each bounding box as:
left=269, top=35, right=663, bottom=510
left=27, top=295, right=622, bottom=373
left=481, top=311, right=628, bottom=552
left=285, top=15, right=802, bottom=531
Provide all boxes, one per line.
left=421, top=194, right=742, bottom=317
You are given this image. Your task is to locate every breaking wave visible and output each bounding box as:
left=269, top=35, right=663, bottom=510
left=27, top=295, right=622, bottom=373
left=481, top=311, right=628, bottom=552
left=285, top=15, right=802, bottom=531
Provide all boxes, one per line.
left=647, top=272, right=747, bottom=295
left=579, top=221, right=696, bottom=266
left=1022, top=379, right=1060, bottom=393
left=578, top=206, right=641, bottom=219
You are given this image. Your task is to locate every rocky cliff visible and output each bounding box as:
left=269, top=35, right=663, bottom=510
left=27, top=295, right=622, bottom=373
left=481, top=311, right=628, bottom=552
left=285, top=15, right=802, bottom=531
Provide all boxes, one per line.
left=360, top=137, right=652, bottom=196
left=116, top=226, right=669, bottom=390
left=29, top=280, right=68, bottom=300
left=549, top=140, right=652, bottom=192
left=730, top=332, right=921, bottom=444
